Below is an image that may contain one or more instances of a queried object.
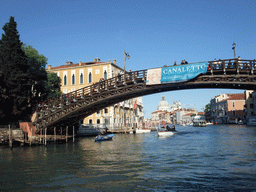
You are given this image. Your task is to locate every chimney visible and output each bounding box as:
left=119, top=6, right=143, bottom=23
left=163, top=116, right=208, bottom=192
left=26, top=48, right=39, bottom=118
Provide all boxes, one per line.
left=113, top=59, right=117, bottom=64
left=48, top=65, right=51, bottom=70
left=66, top=61, right=73, bottom=65
left=79, top=61, right=82, bottom=66
left=94, top=57, right=100, bottom=62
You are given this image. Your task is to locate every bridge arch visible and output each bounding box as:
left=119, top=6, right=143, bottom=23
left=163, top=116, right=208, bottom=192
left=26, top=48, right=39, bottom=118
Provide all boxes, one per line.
left=34, top=58, right=256, bottom=131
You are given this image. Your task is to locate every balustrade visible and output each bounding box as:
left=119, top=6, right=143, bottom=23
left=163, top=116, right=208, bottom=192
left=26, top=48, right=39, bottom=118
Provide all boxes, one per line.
left=34, top=59, right=256, bottom=131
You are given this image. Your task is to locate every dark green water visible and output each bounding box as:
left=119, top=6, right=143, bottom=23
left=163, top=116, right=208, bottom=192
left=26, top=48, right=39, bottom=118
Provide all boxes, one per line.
left=0, top=125, right=256, bottom=191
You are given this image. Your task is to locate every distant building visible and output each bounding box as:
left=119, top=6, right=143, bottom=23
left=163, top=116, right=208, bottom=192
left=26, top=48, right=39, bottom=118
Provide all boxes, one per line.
left=171, top=101, right=181, bottom=111
left=210, top=93, right=245, bottom=124
left=46, top=58, right=144, bottom=130
left=244, top=90, right=256, bottom=125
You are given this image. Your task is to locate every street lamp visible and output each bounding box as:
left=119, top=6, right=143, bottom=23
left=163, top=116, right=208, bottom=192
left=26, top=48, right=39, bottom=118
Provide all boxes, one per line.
left=124, top=50, right=130, bottom=74
left=232, top=43, right=236, bottom=58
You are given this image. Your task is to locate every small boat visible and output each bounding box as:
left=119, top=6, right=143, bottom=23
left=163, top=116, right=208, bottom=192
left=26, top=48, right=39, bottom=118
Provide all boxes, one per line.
left=95, top=134, right=114, bottom=142
left=157, top=124, right=177, bottom=137
left=77, top=124, right=107, bottom=137
left=193, top=120, right=207, bottom=127
left=135, top=128, right=151, bottom=133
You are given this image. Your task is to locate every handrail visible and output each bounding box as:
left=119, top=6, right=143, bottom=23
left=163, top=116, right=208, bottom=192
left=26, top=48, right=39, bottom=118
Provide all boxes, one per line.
left=35, top=59, right=256, bottom=128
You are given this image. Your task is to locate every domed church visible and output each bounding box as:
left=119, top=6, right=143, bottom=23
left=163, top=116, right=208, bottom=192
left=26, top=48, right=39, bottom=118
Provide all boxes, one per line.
left=157, top=95, right=171, bottom=112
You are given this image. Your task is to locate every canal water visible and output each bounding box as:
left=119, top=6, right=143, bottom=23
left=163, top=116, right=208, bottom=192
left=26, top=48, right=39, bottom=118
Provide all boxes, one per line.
left=0, top=125, right=256, bottom=191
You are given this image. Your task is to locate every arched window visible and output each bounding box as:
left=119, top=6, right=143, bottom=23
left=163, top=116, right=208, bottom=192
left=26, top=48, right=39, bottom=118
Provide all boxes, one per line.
left=104, top=70, right=107, bottom=80
left=64, top=75, right=67, bottom=86
left=89, top=72, right=92, bottom=83
left=97, top=119, right=100, bottom=124
left=80, top=73, right=83, bottom=84
left=72, top=74, right=75, bottom=85
left=89, top=119, right=92, bottom=124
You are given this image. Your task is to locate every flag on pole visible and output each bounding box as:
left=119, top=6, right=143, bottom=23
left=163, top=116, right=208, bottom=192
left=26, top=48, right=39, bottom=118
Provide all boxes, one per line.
left=133, top=99, right=137, bottom=112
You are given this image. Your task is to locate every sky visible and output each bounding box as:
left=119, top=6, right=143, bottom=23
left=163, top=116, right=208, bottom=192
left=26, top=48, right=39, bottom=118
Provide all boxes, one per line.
left=1, top=0, right=256, bottom=118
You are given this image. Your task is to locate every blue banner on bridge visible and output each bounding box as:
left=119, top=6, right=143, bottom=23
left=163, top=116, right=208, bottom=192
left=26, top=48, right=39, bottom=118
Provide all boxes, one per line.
left=146, top=62, right=208, bottom=85
left=161, top=62, right=208, bottom=83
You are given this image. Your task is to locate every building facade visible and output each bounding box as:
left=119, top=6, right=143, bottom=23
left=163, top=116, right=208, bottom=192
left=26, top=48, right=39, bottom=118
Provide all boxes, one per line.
left=244, top=90, right=256, bottom=125
left=47, top=58, right=144, bottom=130
left=210, top=93, right=245, bottom=124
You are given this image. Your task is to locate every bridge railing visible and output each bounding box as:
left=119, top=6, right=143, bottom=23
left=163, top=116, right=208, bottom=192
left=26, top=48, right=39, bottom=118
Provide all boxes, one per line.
left=36, top=70, right=148, bottom=116
left=208, top=59, right=256, bottom=74
left=36, top=59, right=256, bottom=124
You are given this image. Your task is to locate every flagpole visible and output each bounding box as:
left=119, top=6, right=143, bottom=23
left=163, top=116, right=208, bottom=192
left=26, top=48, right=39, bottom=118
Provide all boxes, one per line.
left=124, top=50, right=126, bottom=74
left=124, top=50, right=130, bottom=74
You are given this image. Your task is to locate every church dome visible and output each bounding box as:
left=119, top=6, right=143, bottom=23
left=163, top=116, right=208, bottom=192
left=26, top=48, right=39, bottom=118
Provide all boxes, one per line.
left=157, top=95, right=170, bottom=112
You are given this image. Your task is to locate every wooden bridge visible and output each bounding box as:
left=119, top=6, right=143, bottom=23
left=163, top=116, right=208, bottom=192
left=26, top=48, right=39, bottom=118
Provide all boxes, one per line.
left=34, top=58, right=256, bottom=131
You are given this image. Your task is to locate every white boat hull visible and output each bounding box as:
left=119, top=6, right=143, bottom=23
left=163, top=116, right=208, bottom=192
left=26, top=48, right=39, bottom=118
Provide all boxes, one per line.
left=136, top=129, right=151, bottom=133
left=158, top=131, right=174, bottom=137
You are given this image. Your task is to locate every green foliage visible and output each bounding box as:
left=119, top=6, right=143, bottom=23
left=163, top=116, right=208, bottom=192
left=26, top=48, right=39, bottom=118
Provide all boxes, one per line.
left=205, top=103, right=211, bottom=112
left=0, top=17, right=62, bottom=124
left=46, top=73, right=62, bottom=100
left=0, top=16, right=31, bottom=123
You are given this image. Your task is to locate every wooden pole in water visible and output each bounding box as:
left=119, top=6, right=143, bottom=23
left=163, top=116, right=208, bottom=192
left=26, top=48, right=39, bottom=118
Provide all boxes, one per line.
left=66, top=126, right=68, bottom=143
left=61, top=127, right=62, bottom=140
left=40, top=129, right=42, bottom=144
left=30, top=127, right=32, bottom=146
left=54, top=127, right=56, bottom=143
left=45, top=128, right=47, bottom=145
left=9, top=125, right=12, bottom=148
left=73, top=126, right=75, bottom=143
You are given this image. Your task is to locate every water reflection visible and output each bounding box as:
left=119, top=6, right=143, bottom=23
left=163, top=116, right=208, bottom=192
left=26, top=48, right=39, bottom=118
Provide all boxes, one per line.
left=0, top=125, right=255, bottom=191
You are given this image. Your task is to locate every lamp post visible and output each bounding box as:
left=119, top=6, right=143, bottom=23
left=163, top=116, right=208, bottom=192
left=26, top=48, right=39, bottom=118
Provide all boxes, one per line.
left=124, top=50, right=130, bottom=74
left=232, top=43, right=236, bottom=58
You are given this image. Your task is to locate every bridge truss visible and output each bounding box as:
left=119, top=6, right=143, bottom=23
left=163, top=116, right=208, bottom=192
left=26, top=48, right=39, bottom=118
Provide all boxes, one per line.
left=34, top=59, right=256, bottom=131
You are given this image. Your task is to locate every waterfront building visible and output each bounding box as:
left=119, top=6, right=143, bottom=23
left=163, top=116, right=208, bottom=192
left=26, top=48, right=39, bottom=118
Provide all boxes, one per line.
left=171, top=101, right=181, bottom=111
left=244, top=90, right=256, bottom=125
left=47, top=58, right=144, bottom=130
left=210, top=93, right=245, bottom=124
left=175, top=108, right=197, bottom=124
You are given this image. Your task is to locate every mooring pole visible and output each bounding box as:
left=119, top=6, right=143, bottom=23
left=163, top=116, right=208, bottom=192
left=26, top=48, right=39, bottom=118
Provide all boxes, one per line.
left=40, top=129, right=42, bottom=144
left=66, top=126, right=68, bottom=143
left=29, top=127, right=32, bottom=146
left=54, top=127, right=56, bottom=143
left=9, top=125, right=12, bottom=148
left=45, top=128, right=47, bottom=145
left=73, top=126, right=75, bottom=143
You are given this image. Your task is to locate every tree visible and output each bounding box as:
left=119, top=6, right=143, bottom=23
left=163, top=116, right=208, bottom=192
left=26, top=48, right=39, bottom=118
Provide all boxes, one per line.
left=22, top=44, right=48, bottom=111
left=46, top=72, right=62, bottom=100
left=0, top=16, right=31, bottom=124
left=22, top=45, right=62, bottom=113
left=205, top=103, right=211, bottom=112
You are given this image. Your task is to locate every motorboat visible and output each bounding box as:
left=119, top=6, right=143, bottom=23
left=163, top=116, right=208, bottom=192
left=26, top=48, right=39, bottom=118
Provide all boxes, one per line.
left=193, top=120, right=207, bottom=127
left=135, top=128, right=151, bottom=133
left=157, top=124, right=176, bottom=137
left=95, top=134, right=114, bottom=142
left=77, top=124, right=107, bottom=137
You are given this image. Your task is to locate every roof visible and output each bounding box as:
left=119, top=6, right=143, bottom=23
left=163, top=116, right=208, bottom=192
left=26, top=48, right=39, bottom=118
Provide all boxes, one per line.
left=46, top=59, right=123, bottom=71
left=226, top=93, right=245, bottom=100
left=47, top=61, right=106, bottom=71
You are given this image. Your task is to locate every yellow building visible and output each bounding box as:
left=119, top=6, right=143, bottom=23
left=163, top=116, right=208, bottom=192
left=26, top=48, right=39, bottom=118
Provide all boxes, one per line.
left=47, top=58, right=144, bottom=130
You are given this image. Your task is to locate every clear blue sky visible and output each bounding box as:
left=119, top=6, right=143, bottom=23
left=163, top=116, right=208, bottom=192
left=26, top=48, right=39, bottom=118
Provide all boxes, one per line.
left=1, top=0, right=255, bottom=118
